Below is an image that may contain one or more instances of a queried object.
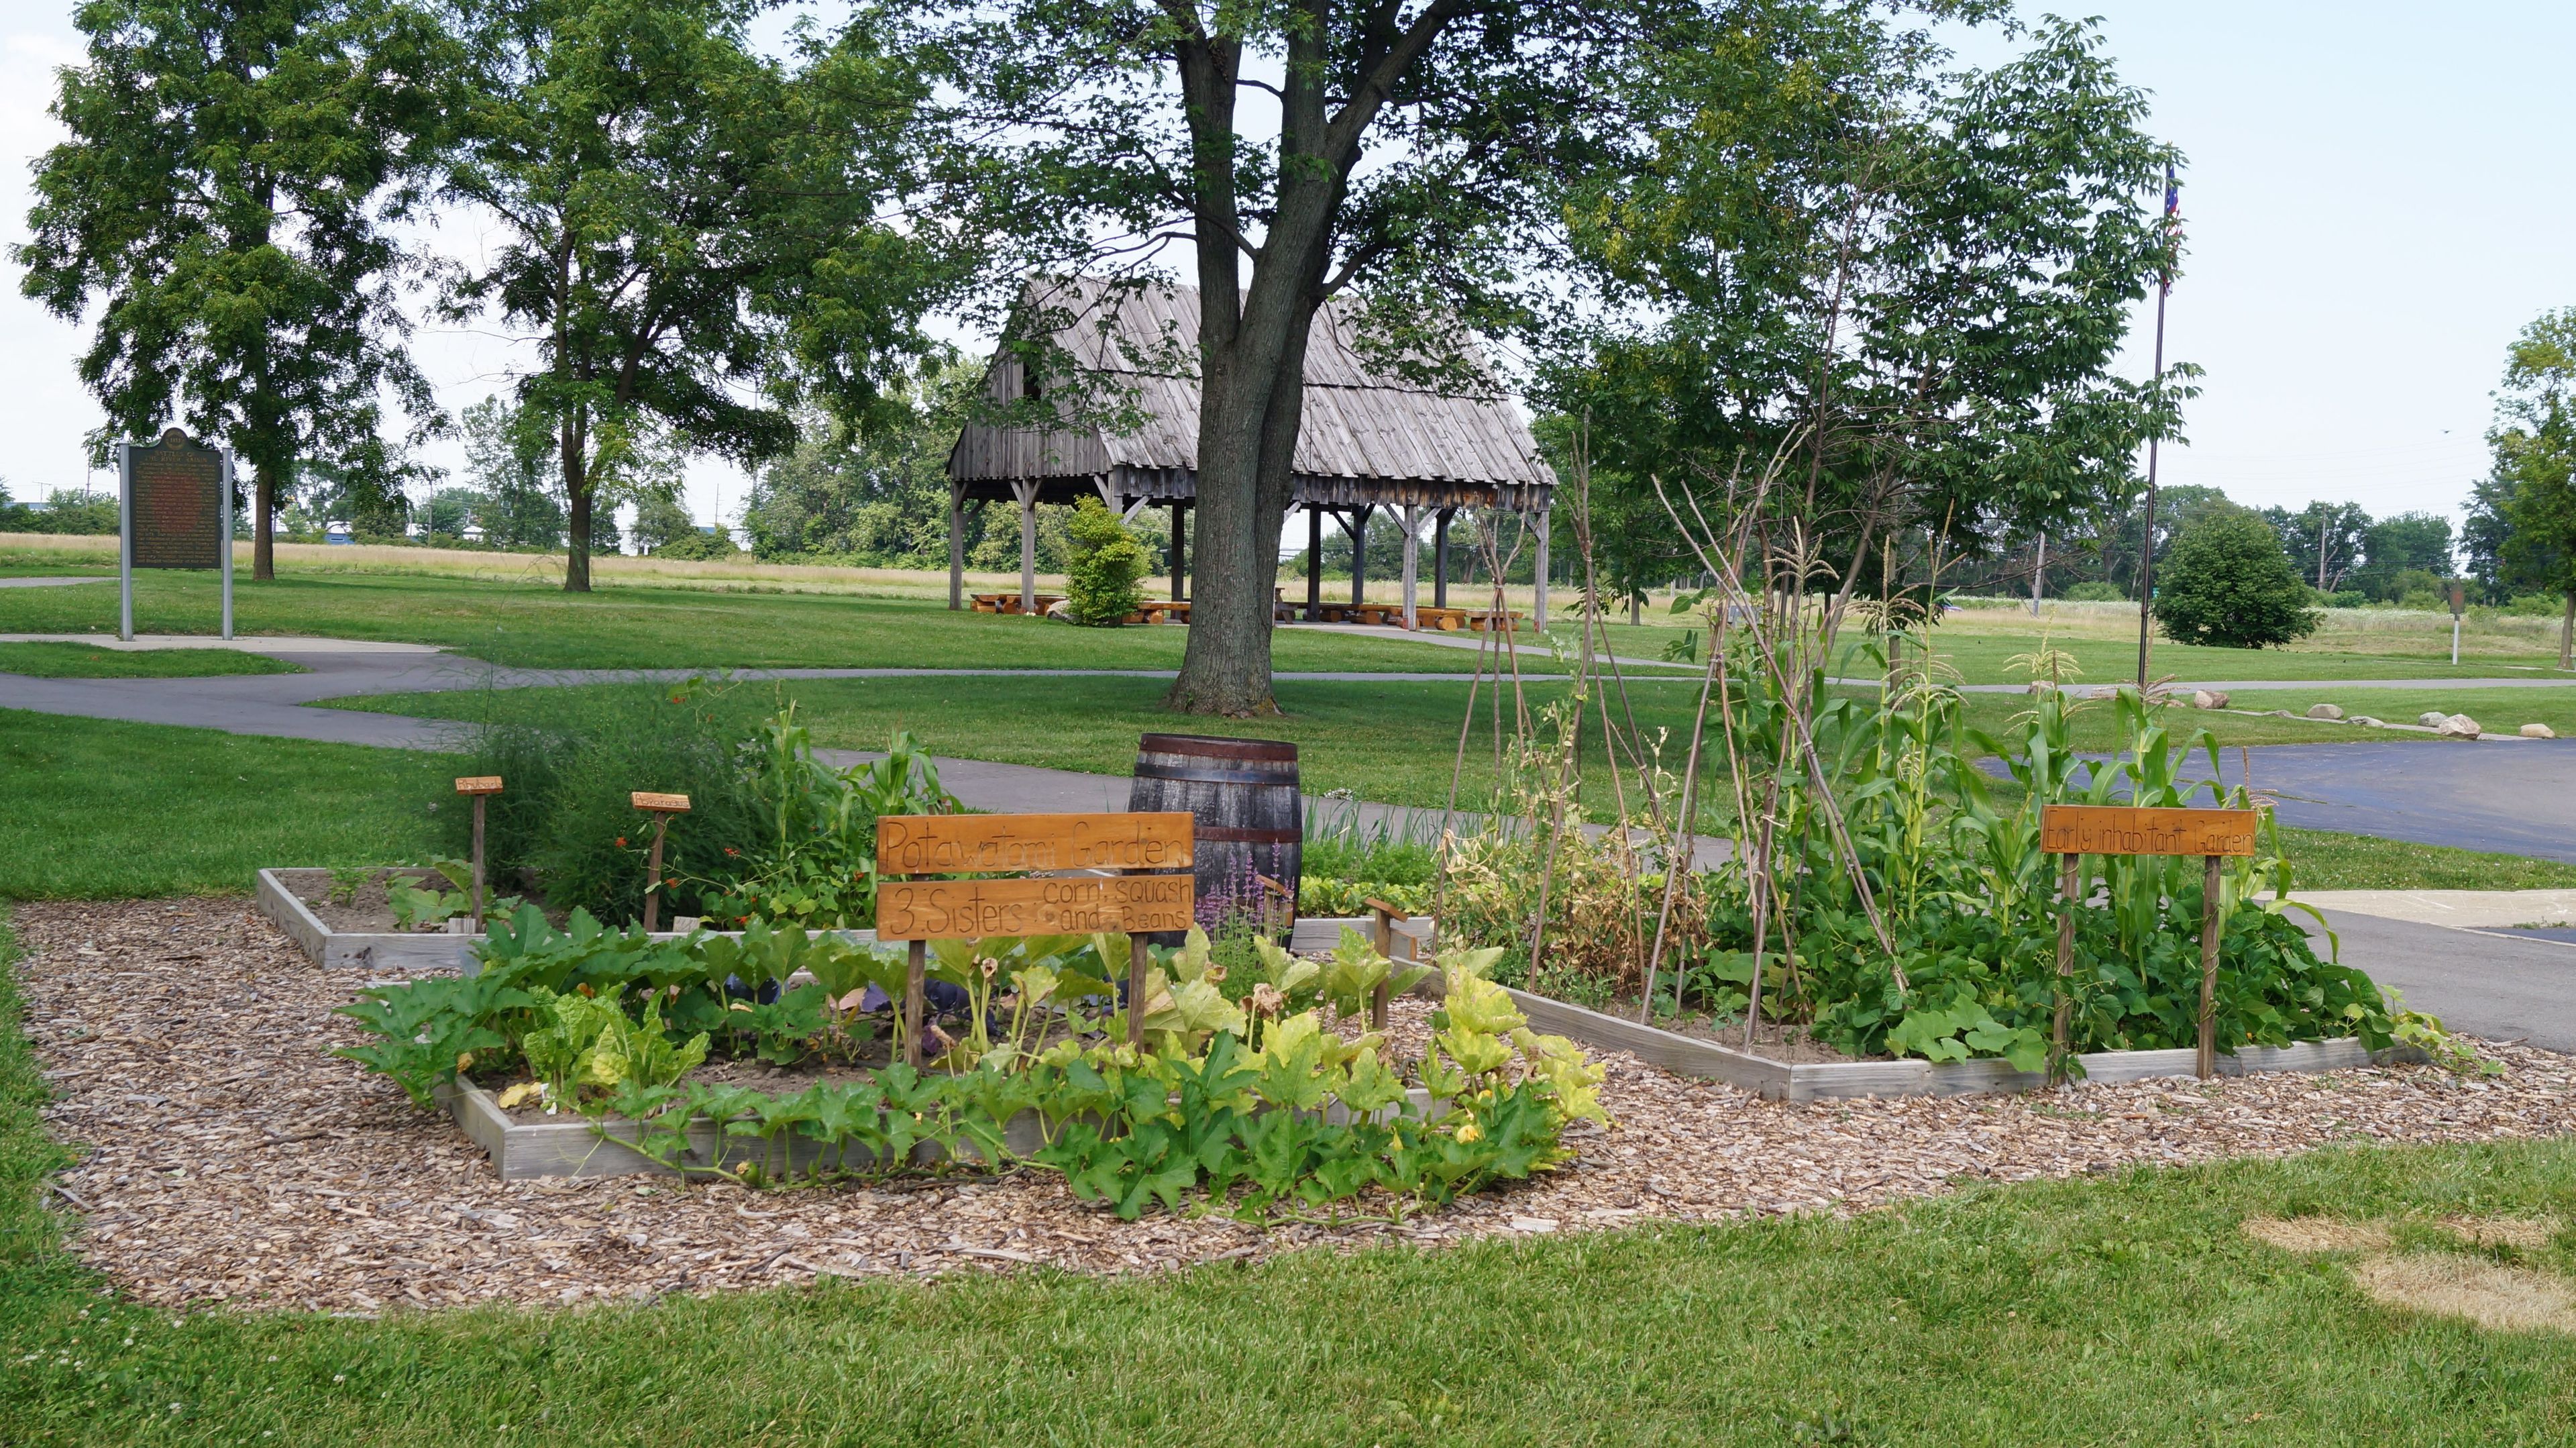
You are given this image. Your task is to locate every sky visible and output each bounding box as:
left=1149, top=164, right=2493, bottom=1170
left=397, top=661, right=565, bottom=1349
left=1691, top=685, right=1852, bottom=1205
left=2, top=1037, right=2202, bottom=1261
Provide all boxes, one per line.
left=1, top=2, right=2570, bottom=546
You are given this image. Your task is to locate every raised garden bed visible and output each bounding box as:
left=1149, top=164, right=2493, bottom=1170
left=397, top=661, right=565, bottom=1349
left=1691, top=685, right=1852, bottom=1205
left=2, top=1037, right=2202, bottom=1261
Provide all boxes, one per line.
left=1395, top=919, right=2428, bottom=1101
left=439, top=1078, right=1443, bottom=1181
left=256, top=868, right=875, bottom=970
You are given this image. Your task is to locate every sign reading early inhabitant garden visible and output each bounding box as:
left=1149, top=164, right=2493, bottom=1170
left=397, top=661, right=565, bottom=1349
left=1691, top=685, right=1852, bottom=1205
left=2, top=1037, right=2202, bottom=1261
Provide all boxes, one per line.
left=874, top=875, right=1194, bottom=940
left=875, top=812, right=1195, bottom=874
left=2041, top=805, right=2257, bottom=858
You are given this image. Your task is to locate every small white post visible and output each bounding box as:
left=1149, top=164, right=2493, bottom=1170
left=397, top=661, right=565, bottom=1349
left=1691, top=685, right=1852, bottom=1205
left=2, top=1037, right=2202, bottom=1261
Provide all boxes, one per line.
left=219, top=447, right=235, bottom=639
left=116, top=442, right=134, bottom=641
left=1400, top=503, right=1421, bottom=630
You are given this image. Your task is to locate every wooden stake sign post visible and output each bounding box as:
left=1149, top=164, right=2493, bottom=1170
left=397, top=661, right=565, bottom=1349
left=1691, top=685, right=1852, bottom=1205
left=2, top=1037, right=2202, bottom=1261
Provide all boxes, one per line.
left=455, top=776, right=504, bottom=930
left=873, top=813, right=1195, bottom=1064
left=632, top=792, right=690, bottom=931
left=2041, top=805, right=2258, bottom=1079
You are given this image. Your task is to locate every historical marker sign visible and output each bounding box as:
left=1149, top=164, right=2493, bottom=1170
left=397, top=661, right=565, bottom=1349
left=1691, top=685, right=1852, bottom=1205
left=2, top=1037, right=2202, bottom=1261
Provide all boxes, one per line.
left=2040, top=805, right=2257, bottom=858
left=127, top=430, right=225, bottom=569
left=117, top=427, right=233, bottom=640
left=875, top=811, right=1194, bottom=875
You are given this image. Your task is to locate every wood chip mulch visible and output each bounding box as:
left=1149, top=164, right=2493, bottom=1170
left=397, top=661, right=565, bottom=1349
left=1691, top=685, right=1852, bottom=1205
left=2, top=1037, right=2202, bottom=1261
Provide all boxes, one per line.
left=15, top=898, right=2576, bottom=1315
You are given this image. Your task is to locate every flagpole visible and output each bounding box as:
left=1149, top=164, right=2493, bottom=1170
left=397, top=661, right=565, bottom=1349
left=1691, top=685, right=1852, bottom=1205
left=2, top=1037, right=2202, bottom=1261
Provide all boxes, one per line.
left=2136, top=166, right=2178, bottom=691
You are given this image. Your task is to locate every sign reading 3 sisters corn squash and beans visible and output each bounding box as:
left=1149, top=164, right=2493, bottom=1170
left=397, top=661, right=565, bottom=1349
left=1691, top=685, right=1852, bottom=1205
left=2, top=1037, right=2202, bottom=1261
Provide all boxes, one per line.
left=873, top=813, right=1197, bottom=939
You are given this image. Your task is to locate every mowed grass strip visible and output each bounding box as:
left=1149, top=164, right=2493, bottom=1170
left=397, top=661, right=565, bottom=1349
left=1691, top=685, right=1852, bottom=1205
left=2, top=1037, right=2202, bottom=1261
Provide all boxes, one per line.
left=2217, top=686, right=2576, bottom=739
left=1, top=899, right=2573, bottom=1448
left=0, top=566, right=1521, bottom=674
left=0, top=642, right=307, bottom=678
left=0, top=710, right=445, bottom=898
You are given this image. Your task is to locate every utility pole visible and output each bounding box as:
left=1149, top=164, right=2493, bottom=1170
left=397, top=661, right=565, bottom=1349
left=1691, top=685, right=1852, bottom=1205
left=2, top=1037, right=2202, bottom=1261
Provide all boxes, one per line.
left=2136, top=164, right=2179, bottom=690
left=2031, top=531, right=2047, bottom=616
left=2318, top=512, right=2328, bottom=592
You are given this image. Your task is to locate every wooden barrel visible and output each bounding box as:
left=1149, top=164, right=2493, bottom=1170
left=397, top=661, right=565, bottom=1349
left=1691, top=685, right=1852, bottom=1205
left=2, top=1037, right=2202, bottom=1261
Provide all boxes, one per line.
left=1128, top=734, right=1301, bottom=940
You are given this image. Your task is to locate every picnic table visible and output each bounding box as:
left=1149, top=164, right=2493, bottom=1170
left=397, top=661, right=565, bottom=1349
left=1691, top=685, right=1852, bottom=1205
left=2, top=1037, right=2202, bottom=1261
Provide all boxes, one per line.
left=1301, top=602, right=1516, bottom=631
left=969, top=592, right=1063, bottom=616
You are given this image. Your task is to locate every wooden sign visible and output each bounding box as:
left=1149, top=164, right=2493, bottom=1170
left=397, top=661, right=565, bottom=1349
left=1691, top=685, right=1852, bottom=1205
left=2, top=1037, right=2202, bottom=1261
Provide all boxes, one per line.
left=631, top=791, right=691, bottom=813
left=454, top=776, right=504, bottom=795
left=2041, top=805, right=2256, bottom=858
left=874, top=875, right=1195, bottom=940
left=875, top=812, right=1193, bottom=874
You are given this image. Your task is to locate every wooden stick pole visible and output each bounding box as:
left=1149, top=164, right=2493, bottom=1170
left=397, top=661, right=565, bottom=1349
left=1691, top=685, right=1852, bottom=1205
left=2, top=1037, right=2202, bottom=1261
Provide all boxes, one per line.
left=2198, top=853, right=2222, bottom=1080
left=470, top=794, right=488, bottom=932
left=1126, top=935, right=1148, bottom=1048
left=2051, top=853, right=2079, bottom=1080
left=642, top=815, right=670, bottom=931
left=1368, top=900, right=1408, bottom=1031
left=906, top=937, right=928, bottom=1068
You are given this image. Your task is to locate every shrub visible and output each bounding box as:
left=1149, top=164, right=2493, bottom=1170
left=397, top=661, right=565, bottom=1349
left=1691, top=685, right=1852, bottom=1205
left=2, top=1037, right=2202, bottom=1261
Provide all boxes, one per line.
left=2062, top=580, right=2127, bottom=603
left=2153, top=511, right=2320, bottom=648
left=451, top=683, right=773, bottom=923
left=1063, top=495, right=1149, bottom=624
left=653, top=525, right=739, bottom=561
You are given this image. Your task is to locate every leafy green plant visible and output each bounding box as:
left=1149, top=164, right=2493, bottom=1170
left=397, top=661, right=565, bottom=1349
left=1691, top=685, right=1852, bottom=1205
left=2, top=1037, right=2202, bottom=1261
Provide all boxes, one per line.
left=325, top=864, right=370, bottom=907
left=333, top=974, right=528, bottom=1107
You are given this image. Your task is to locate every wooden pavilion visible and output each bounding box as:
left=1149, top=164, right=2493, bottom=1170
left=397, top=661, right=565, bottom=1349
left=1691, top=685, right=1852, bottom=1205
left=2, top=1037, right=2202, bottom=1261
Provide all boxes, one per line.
left=945, top=278, right=1556, bottom=628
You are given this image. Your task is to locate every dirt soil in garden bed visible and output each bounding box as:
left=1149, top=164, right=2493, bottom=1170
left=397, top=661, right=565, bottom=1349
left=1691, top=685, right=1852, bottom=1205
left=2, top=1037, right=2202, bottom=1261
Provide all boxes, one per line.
left=275, top=866, right=531, bottom=935
left=19, top=897, right=2576, bottom=1314
left=1519, top=988, right=1860, bottom=1064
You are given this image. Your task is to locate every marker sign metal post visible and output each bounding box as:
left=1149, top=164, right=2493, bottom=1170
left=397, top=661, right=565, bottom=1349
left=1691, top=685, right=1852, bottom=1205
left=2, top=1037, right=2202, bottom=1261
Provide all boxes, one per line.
left=2041, top=805, right=2258, bottom=1079
left=117, top=429, right=233, bottom=642
left=631, top=792, right=690, bottom=931
left=875, top=813, right=1194, bottom=1061
left=455, top=776, right=504, bottom=929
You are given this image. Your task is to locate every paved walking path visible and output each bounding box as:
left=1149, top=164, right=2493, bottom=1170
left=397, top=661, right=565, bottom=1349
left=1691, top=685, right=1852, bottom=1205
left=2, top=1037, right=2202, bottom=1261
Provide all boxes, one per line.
left=2300, top=910, right=2576, bottom=1053
left=0, top=578, right=114, bottom=589
left=0, top=643, right=1619, bottom=749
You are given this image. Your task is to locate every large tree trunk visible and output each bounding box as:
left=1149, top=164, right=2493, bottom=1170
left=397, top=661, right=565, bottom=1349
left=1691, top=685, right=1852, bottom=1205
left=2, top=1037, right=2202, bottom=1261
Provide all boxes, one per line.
left=252, top=458, right=279, bottom=581
left=1163, top=21, right=1344, bottom=716
left=562, top=415, right=592, bottom=592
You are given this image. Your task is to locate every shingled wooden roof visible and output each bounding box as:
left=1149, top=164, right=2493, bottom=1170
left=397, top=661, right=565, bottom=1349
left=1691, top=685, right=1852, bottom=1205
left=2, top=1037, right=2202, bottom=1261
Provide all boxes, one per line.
left=947, top=278, right=1556, bottom=513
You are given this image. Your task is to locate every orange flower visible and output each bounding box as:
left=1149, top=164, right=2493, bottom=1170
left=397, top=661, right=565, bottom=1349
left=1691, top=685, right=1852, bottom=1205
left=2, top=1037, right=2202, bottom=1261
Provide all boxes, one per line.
left=615, top=836, right=628, bottom=848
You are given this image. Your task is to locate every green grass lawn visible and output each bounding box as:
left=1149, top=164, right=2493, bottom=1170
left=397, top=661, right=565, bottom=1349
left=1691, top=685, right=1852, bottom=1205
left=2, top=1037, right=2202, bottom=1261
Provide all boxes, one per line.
left=0, top=710, right=445, bottom=898
left=338, top=674, right=2388, bottom=815
left=0, top=641, right=307, bottom=678
left=3, top=898, right=2574, bottom=1444
left=2278, top=828, right=2576, bottom=892
left=2219, top=686, right=2576, bottom=739
left=0, top=568, right=1527, bottom=674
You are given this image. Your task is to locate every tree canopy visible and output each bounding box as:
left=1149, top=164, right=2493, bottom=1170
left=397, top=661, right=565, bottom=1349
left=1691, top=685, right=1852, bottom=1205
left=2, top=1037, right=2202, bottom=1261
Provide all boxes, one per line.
left=2481, top=308, right=2576, bottom=666
left=18, top=0, right=451, bottom=579
left=1550, top=13, right=2188, bottom=609
left=436, top=0, right=963, bottom=588
left=2152, top=509, right=2318, bottom=650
